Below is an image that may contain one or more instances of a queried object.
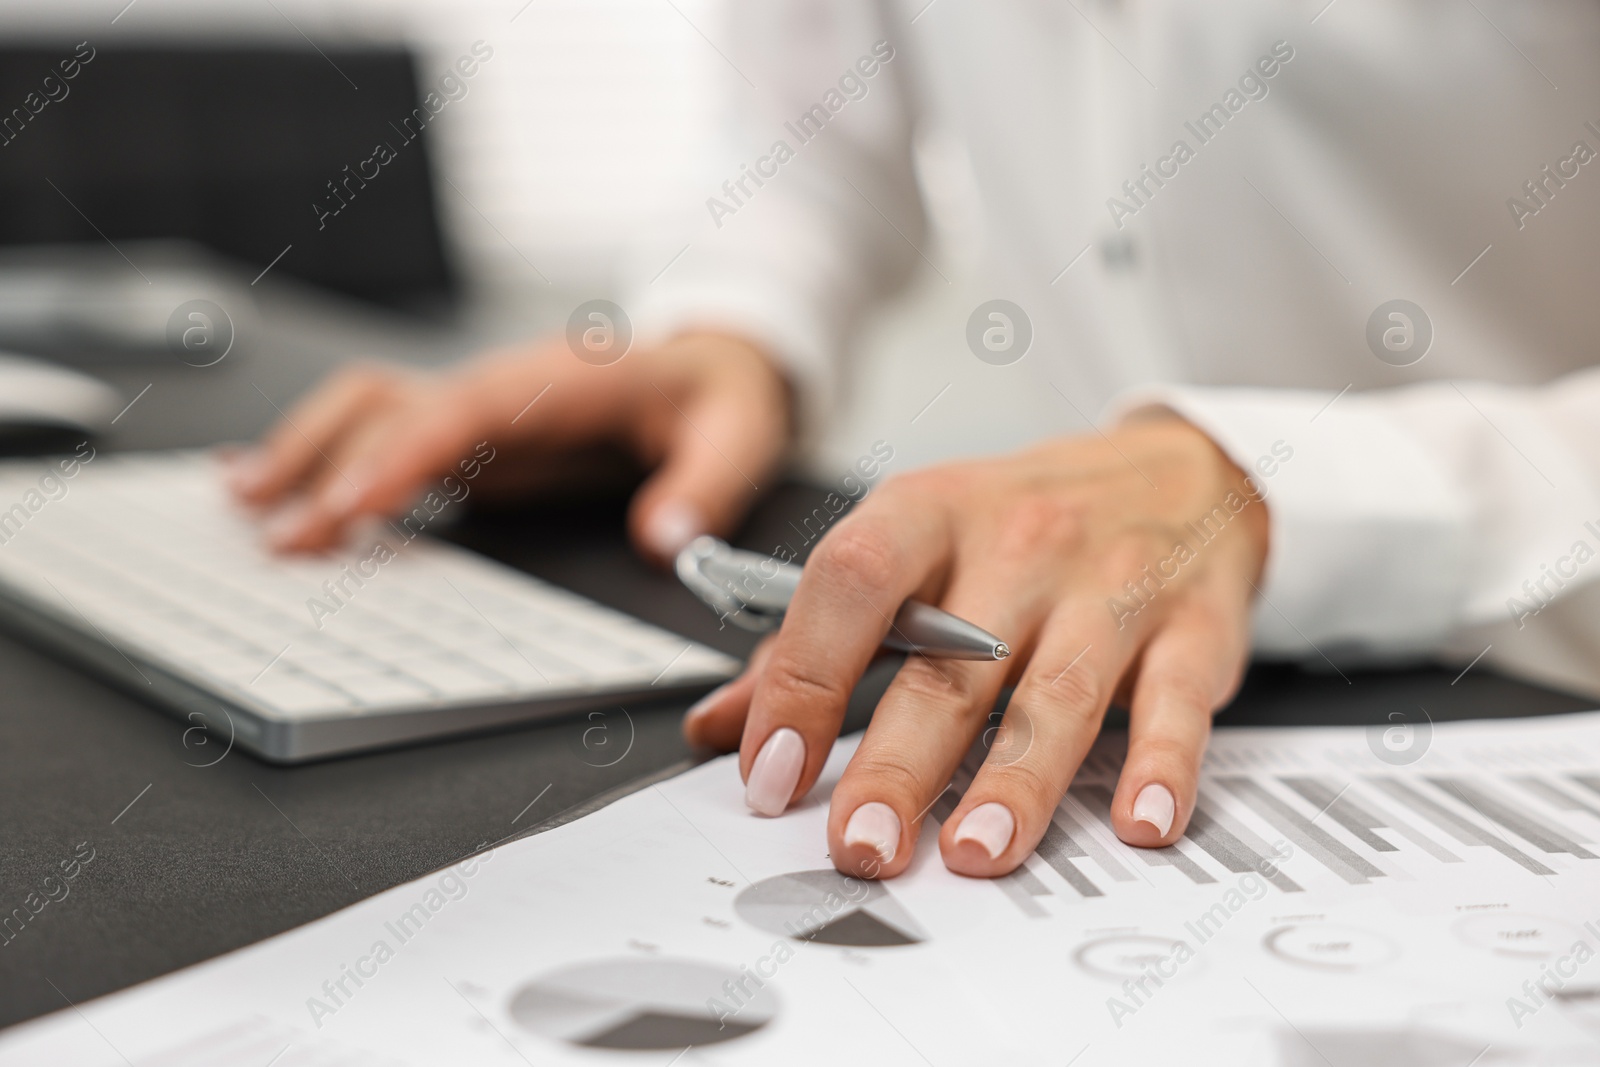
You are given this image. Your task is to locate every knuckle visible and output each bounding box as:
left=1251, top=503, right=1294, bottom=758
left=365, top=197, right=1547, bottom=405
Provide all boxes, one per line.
left=811, top=521, right=901, bottom=593
left=892, top=657, right=980, bottom=709
left=993, top=496, right=1082, bottom=558
left=846, top=751, right=929, bottom=804
left=1024, top=661, right=1104, bottom=725
left=982, top=758, right=1058, bottom=812
left=1101, top=531, right=1175, bottom=585
left=1135, top=734, right=1204, bottom=774
left=761, top=655, right=852, bottom=711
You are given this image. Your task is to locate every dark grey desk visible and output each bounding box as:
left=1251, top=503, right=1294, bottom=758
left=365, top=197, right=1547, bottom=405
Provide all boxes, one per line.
left=0, top=282, right=1592, bottom=1031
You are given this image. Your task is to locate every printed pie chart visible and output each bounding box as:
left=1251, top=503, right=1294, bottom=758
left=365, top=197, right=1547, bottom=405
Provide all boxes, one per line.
left=1074, top=935, right=1190, bottom=981
left=1264, top=923, right=1399, bottom=971
left=735, top=869, right=929, bottom=947
left=1453, top=913, right=1586, bottom=959
left=509, top=958, right=776, bottom=1050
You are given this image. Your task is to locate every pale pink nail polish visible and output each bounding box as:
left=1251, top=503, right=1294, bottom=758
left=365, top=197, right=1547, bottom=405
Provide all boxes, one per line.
left=745, top=727, right=804, bottom=817
left=1133, top=782, right=1176, bottom=837
left=953, top=802, right=1015, bottom=860
left=264, top=501, right=314, bottom=548
left=644, top=500, right=705, bottom=560
left=323, top=476, right=367, bottom=516
left=843, top=802, right=900, bottom=864
left=226, top=451, right=268, bottom=494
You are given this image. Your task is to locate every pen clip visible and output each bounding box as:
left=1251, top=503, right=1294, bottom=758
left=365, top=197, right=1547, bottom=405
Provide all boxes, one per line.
left=674, top=536, right=786, bottom=633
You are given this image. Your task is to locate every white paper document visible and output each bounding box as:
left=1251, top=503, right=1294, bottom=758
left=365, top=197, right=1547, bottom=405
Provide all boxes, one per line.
left=8, top=712, right=1600, bottom=1065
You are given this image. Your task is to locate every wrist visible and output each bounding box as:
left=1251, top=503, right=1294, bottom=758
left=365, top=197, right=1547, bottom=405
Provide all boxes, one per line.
left=660, top=330, right=797, bottom=443
left=1111, top=412, right=1273, bottom=579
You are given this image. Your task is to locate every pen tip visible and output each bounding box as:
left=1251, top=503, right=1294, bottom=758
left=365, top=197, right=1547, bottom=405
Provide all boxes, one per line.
left=993, top=642, right=1010, bottom=660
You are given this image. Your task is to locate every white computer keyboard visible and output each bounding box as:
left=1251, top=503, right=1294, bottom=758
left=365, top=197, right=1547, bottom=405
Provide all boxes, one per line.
left=0, top=450, right=739, bottom=759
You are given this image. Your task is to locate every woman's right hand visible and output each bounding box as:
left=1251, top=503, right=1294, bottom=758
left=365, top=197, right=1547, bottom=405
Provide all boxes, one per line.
left=227, top=330, right=793, bottom=566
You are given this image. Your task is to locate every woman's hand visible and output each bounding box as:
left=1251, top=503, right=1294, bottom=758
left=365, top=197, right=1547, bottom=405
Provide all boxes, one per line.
left=228, top=332, right=792, bottom=566
left=683, top=415, right=1270, bottom=878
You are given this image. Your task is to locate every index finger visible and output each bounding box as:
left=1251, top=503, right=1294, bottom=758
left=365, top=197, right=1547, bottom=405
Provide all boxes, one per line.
left=230, top=364, right=410, bottom=505
left=740, top=487, right=952, bottom=816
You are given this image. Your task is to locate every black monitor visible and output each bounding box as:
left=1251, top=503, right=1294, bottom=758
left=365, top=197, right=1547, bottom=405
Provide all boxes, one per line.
left=0, top=41, right=456, bottom=311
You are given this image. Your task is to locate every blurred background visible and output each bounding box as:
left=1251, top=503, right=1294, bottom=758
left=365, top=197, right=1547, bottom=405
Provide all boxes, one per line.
left=0, top=0, right=1004, bottom=481
left=0, top=0, right=724, bottom=302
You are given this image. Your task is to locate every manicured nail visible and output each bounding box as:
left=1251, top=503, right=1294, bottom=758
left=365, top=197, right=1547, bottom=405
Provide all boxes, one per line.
left=264, top=501, right=314, bottom=549
left=644, top=500, right=705, bottom=560
left=227, top=451, right=269, bottom=494
left=745, top=727, right=804, bottom=817
left=952, top=802, right=1014, bottom=860
left=1133, top=783, right=1176, bottom=837
left=323, top=470, right=373, bottom=516
left=843, top=802, right=900, bottom=865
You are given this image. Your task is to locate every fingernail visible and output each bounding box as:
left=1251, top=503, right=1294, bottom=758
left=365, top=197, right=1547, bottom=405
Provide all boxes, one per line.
left=952, top=802, right=1014, bottom=860
left=1133, top=783, right=1176, bottom=837
left=264, top=501, right=314, bottom=549
left=745, top=727, right=804, bottom=817
left=644, top=500, right=705, bottom=560
left=323, top=475, right=367, bottom=516
left=843, top=802, right=900, bottom=865
left=684, top=682, right=731, bottom=726
left=227, top=451, right=269, bottom=494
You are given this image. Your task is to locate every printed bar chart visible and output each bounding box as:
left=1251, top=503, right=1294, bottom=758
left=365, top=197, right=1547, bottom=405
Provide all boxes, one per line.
left=1430, top=777, right=1597, bottom=859
left=1368, top=778, right=1557, bottom=875
left=1033, top=817, right=1105, bottom=897
left=1279, top=776, right=1400, bottom=852
left=1216, top=777, right=1386, bottom=885
left=1185, top=798, right=1304, bottom=893
left=944, top=755, right=1600, bottom=908
left=1515, top=776, right=1600, bottom=821
left=1053, top=804, right=1136, bottom=883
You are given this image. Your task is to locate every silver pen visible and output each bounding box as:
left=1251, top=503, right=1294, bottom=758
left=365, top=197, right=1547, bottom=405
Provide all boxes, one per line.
left=676, top=536, right=1009, bottom=661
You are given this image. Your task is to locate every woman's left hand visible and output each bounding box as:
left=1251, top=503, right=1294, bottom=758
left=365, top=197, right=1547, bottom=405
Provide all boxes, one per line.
left=683, top=414, right=1270, bottom=879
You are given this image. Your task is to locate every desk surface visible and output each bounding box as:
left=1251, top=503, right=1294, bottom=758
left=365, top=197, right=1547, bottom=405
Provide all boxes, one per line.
left=0, top=283, right=1593, bottom=1032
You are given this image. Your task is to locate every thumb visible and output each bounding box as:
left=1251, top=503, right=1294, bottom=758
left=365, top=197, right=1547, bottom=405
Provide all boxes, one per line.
left=683, top=635, right=776, bottom=751
left=627, top=379, right=785, bottom=565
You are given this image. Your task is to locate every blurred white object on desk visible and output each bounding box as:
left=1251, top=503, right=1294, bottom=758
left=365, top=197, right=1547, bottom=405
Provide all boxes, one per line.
left=0, top=351, right=119, bottom=434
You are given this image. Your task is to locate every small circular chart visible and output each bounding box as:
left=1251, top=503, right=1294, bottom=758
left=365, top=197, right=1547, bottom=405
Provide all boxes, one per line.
left=735, top=869, right=929, bottom=947
left=509, top=958, right=776, bottom=1050
left=1264, top=923, right=1398, bottom=971
left=1453, top=913, right=1585, bottom=959
left=1074, top=935, right=1190, bottom=981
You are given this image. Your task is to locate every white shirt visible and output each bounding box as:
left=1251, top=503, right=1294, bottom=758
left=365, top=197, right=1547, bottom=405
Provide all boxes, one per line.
left=634, top=0, right=1600, bottom=699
